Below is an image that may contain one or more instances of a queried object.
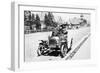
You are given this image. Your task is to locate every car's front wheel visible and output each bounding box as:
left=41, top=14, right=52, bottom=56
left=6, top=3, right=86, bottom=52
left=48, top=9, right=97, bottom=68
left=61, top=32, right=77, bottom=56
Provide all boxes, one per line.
left=60, top=44, right=67, bottom=58
left=37, top=47, right=42, bottom=56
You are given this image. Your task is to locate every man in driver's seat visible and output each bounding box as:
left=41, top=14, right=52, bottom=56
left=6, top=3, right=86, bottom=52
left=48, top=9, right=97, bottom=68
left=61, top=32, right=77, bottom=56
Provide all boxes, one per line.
left=52, top=24, right=68, bottom=37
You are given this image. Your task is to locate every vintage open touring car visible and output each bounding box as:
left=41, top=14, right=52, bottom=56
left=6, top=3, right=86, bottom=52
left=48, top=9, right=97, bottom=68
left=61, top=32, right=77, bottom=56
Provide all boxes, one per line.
left=37, top=24, right=73, bottom=58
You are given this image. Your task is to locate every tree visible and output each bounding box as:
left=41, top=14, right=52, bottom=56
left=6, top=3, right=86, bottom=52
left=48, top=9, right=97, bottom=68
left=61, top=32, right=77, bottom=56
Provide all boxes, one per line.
left=44, top=12, right=55, bottom=27
left=44, top=14, right=49, bottom=27
left=24, top=11, right=27, bottom=21
left=31, top=13, right=35, bottom=21
left=47, top=12, right=54, bottom=26
left=35, top=14, right=41, bottom=30
left=24, top=11, right=32, bottom=26
left=27, top=11, right=31, bottom=21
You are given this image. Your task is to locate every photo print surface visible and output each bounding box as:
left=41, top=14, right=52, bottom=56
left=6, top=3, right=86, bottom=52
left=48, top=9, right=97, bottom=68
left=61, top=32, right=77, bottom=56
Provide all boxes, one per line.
left=24, top=10, right=91, bottom=62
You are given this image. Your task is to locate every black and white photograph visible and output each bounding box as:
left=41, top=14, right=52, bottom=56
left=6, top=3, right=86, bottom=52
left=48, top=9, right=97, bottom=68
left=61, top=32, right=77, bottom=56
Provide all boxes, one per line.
left=24, top=10, right=91, bottom=62
left=10, top=1, right=98, bottom=71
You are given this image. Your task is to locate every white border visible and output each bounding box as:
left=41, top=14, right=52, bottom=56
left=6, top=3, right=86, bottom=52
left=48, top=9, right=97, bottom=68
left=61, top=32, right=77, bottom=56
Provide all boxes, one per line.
left=11, top=2, right=97, bottom=71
